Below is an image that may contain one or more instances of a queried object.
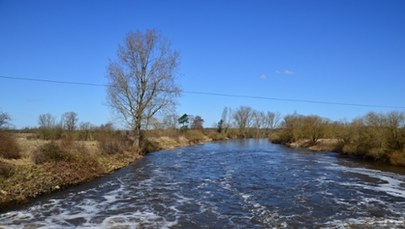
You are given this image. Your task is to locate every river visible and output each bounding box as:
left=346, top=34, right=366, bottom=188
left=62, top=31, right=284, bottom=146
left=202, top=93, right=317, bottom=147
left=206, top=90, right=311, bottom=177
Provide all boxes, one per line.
left=1, top=139, right=405, bottom=228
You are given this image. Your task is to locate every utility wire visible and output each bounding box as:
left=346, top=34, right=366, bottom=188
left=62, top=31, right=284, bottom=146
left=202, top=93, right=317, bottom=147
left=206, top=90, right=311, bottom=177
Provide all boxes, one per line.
left=1, top=74, right=405, bottom=109
left=0, top=75, right=107, bottom=87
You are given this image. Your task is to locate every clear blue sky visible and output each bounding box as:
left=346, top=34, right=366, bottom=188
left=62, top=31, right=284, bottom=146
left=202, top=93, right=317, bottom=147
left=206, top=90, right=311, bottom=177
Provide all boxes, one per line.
left=1, top=0, right=405, bottom=129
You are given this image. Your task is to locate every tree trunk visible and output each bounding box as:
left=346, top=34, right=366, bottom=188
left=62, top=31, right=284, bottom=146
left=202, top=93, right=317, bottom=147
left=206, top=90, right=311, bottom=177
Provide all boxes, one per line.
left=133, top=121, right=143, bottom=154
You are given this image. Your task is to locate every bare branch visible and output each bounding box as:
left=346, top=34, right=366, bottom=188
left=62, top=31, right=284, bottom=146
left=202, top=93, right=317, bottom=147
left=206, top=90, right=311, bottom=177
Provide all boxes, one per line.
left=107, top=29, right=181, bottom=148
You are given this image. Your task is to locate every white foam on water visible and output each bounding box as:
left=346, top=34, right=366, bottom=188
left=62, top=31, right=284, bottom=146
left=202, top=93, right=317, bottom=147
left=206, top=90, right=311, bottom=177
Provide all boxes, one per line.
left=172, top=192, right=193, bottom=207
left=100, top=210, right=178, bottom=229
left=332, top=197, right=353, bottom=207
left=241, top=193, right=252, bottom=201
left=238, top=191, right=286, bottom=227
left=323, top=217, right=405, bottom=228
left=0, top=175, right=182, bottom=228
left=337, top=166, right=405, bottom=198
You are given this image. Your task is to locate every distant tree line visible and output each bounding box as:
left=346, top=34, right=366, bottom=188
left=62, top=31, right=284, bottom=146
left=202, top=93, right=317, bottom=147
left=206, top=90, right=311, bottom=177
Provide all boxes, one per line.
left=215, top=106, right=281, bottom=138
left=37, top=112, right=88, bottom=140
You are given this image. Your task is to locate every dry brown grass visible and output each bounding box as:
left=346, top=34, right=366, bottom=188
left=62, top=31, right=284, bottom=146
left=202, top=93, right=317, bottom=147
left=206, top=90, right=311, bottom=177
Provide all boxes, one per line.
left=15, top=134, right=49, bottom=158
left=0, top=133, right=139, bottom=209
left=207, top=131, right=228, bottom=141
left=288, top=138, right=344, bottom=153
left=0, top=131, right=211, bottom=209
left=184, top=130, right=207, bottom=144
left=31, top=142, right=75, bottom=164
left=0, top=132, right=21, bottom=159
left=0, top=161, right=15, bottom=178
left=308, top=139, right=342, bottom=152
left=145, top=136, right=189, bottom=151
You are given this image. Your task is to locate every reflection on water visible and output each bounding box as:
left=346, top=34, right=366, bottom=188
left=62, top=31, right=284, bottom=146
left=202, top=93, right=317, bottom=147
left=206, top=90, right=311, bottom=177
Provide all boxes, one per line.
left=1, top=139, right=405, bottom=228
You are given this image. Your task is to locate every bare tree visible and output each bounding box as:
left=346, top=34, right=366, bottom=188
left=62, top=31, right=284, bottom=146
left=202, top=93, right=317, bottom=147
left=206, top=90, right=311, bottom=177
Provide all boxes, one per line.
left=218, top=107, right=232, bottom=133
left=302, top=115, right=326, bottom=144
left=0, top=112, right=11, bottom=129
left=38, top=113, right=56, bottom=129
left=265, top=111, right=281, bottom=129
left=79, top=122, right=95, bottom=141
left=61, top=112, right=78, bottom=132
left=383, top=111, right=405, bottom=150
left=191, top=115, right=204, bottom=129
left=162, top=114, right=179, bottom=129
left=107, top=29, right=181, bottom=149
left=252, top=110, right=266, bottom=137
left=233, top=106, right=253, bottom=137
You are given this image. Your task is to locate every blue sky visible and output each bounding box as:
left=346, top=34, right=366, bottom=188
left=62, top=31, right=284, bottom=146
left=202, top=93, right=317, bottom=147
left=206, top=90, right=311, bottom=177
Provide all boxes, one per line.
left=1, top=0, right=405, bottom=128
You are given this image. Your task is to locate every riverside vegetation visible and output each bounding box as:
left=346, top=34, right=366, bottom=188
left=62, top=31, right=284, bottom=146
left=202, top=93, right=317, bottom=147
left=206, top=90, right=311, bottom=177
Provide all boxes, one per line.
left=270, top=111, right=405, bottom=166
left=0, top=123, right=213, bottom=211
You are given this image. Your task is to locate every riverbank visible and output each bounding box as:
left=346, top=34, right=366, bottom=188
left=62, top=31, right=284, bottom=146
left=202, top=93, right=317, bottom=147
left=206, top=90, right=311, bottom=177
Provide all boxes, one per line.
left=286, top=139, right=342, bottom=152
left=280, top=138, right=405, bottom=167
left=0, top=132, right=212, bottom=211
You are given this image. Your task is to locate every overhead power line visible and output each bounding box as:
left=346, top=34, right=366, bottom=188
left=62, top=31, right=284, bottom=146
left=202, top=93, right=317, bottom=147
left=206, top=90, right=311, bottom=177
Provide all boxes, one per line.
left=1, top=74, right=405, bottom=109
left=0, top=75, right=107, bottom=87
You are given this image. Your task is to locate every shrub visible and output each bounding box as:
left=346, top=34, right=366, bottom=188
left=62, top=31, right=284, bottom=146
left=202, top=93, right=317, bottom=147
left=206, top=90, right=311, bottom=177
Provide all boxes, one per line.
left=226, top=129, right=240, bottom=139
left=97, top=131, right=133, bottom=155
left=37, top=127, right=63, bottom=140
left=32, top=142, right=74, bottom=164
left=207, top=131, right=227, bottom=141
left=141, top=138, right=162, bottom=154
left=0, top=160, right=15, bottom=178
left=389, top=151, right=405, bottom=166
left=269, top=134, right=280, bottom=144
left=60, top=133, right=75, bottom=150
left=0, top=131, right=21, bottom=159
left=185, top=130, right=205, bottom=144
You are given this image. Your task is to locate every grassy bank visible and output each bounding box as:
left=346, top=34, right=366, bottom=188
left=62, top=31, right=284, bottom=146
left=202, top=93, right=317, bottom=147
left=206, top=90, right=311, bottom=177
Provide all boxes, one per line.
left=0, top=130, right=213, bottom=211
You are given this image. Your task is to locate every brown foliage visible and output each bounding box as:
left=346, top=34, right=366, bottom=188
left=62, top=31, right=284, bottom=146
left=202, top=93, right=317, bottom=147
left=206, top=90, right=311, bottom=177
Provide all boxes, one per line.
left=0, top=160, right=15, bottom=178
left=389, top=151, right=405, bottom=166
left=185, top=130, right=206, bottom=144
left=97, top=131, right=134, bottom=155
left=273, top=111, right=405, bottom=166
left=0, top=131, right=21, bottom=159
left=31, top=142, right=74, bottom=164
left=340, top=112, right=405, bottom=160
left=207, top=131, right=227, bottom=141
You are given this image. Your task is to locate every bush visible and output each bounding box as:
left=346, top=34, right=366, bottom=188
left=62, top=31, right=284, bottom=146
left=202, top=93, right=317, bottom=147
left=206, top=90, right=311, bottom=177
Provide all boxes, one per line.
left=141, top=138, right=162, bottom=154
left=389, top=151, right=405, bottom=166
left=0, top=160, right=15, bottom=178
left=226, top=129, right=240, bottom=139
left=0, top=132, right=21, bottom=159
left=185, top=130, right=205, bottom=144
left=32, top=142, right=74, bottom=164
left=97, top=131, right=133, bottom=155
left=207, top=131, right=227, bottom=141
left=37, top=127, right=63, bottom=140
left=60, top=133, right=76, bottom=149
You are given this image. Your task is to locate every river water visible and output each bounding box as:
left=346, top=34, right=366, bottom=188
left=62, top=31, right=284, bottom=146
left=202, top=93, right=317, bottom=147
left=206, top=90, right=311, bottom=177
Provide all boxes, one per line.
left=1, top=139, right=405, bottom=228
